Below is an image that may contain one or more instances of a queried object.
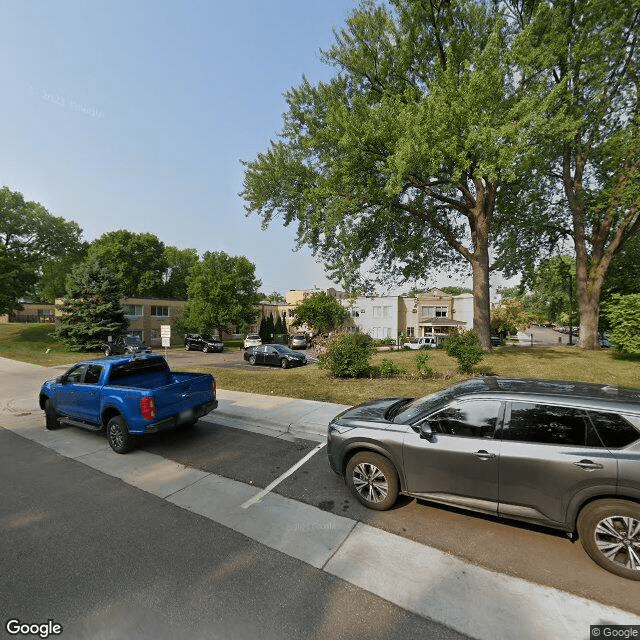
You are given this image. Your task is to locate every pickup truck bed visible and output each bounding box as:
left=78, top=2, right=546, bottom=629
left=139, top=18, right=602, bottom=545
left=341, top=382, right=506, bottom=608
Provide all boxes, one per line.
left=39, top=354, right=218, bottom=453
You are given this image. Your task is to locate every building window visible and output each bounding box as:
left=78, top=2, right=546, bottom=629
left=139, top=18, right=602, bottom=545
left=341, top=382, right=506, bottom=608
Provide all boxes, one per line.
left=122, top=304, right=143, bottom=316
left=421, top=306, right=448, bottom=318
left=151, top=306, right=169, bottom=317
left=406, top=327, right=415, bottom=337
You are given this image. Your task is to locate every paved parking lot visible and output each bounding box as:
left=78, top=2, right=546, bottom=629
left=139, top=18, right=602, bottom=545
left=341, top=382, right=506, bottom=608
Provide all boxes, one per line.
left=164, top=346, right=319, bottom=371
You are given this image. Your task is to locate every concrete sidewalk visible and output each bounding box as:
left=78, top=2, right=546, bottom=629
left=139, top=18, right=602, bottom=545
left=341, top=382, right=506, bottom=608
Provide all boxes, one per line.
left=207, top=389, right=349, bottom=443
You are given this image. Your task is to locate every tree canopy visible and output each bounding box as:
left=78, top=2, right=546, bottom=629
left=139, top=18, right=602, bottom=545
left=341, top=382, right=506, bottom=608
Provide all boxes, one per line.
left=292, top=291, right=348, bottom=335
left=86, top=230, right=169, bottom=298
left=242, top=0, right=542, bottom=350
left=180, top=251, right=262, bottom=336
left=0, top=186, right=84, bottom=313
left=54, top=257, right=128, bottom=351
left=506, top=0, right=640, bottom=348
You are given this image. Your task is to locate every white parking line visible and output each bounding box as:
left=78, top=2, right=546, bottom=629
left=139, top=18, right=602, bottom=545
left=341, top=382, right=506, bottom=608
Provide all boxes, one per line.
left=240, top=441, right=326, bottom=509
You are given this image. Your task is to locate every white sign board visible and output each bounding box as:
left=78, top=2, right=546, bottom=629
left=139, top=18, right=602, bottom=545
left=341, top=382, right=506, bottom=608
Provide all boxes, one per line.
left=160, top=325, right=171, bottom=348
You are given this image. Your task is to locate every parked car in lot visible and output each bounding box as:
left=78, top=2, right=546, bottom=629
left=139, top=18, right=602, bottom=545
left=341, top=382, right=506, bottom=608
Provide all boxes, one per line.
left=243, top=333, right=262, bottom=349
left=102, top=335, right=152, bottom=356
left=39, top=354, right=217, bottom=454
left=288, top=333, right=308, bottom=349
left=244, top=344, right=307, bottom=369
left=403, top=335, right=445, bottom=349
left=327, top=377, right=640, bottom=580
left=184, top=334, right=224, bottom=353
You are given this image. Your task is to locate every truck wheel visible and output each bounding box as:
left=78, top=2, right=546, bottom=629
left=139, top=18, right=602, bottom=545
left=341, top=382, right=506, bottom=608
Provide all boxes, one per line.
left=44, top=398, right=60, bottom=430
left=107, top=416, right=135, bottom=454
left=185, top=343, right=191, bottom=351
left=203, top=345, right=210, bottom=353
left=104, top=347, right=111, bottom=356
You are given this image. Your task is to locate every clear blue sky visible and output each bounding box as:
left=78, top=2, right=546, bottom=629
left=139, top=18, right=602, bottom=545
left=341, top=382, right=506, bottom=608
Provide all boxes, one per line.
left=0, top=0, right=365, bottom=295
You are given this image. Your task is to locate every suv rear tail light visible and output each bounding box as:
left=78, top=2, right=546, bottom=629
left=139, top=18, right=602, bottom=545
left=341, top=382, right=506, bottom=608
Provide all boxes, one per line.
left=140, top=397, right=156, bottom=420
left=212, top=378, right=216, bottom=397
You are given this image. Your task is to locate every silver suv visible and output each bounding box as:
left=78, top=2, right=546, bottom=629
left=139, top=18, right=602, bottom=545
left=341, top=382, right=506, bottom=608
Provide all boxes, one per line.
left=327, top=377, right=640, bottom=580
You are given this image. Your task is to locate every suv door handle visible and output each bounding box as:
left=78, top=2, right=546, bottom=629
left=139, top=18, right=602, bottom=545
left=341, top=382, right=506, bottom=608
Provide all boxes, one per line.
left=473, top=450, right=496, bottom=461
left=573, top=459, right=604, bottom=470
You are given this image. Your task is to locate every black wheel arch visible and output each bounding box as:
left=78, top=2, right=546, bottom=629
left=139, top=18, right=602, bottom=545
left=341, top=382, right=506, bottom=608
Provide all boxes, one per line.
left=101, top=407, right=125, bottom=432
left=572, top=493, right=640, bottom=535
left=341, top=444, right=406, bottom=492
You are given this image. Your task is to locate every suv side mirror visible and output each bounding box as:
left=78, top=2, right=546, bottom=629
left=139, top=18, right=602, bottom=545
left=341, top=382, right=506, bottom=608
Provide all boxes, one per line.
left=419, top=423, right=434, bottom=440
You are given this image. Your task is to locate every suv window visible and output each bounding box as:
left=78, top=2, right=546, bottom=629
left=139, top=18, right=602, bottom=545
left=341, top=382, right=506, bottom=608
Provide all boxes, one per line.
left=588, top=411, right=640, bottom=449
left=427, top=400, right=501, bottom=438
left=504, top=402, right=602, bottom=447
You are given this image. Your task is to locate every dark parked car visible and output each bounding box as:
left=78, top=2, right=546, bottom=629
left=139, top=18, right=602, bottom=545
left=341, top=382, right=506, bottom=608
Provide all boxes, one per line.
left=244, top=344, right=307, bottom=369
left=102, top=336, right=152, bottom=356
left=184, top=334, right=224, bottom=353
left=327, top=377, right=640, bottom=580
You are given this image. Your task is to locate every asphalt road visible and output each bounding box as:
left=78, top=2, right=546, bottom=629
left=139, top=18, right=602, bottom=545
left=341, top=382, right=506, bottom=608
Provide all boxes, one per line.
left=0, top=427, right=467, bottom=640
left=140, top=418, right=640, bottom=614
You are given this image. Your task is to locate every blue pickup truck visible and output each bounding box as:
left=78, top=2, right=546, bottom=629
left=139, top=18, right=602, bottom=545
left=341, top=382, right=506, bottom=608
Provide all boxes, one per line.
left=39, top=354, right=217, bottom=453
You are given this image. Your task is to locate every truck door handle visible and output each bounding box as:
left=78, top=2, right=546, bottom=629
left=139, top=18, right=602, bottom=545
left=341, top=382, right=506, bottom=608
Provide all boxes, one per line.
left=573, top=460, right=604, bottom=471
left=473, top=450, right=496, bottom=460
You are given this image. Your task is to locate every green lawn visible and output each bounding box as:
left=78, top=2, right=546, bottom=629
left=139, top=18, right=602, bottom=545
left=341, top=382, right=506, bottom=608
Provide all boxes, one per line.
left=199, top=345, right=640, bottom=406
left=2, top=323, right=638, bottom=406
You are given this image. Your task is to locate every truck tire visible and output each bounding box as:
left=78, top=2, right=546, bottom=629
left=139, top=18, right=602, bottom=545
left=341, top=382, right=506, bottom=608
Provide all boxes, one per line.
left=107, top=416, right=135, bottom=454
left=44, top=398, right=60, bottom=430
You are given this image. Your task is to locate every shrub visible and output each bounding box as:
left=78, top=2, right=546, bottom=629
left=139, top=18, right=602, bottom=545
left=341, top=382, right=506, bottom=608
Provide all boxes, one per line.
left=444, top=331, right=484, bottom=373
left=319, top=333, right=376, bottom=378
left=378, top=358, right=406, bottom=378
left=415, top=349, right=433, bottom=377
left=604, top=294, right=640, bottom=356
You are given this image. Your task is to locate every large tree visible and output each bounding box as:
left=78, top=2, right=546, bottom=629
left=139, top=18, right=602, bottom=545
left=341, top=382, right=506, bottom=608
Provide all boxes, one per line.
left=510, top=0, right=640, bottom=348
left=86, top=230, right=168, bottom=298
left=242, top=0, right=536, bottom=350
left=54, top=257, right=128, bottom=351
left=162, top=246, right=199, bottom=299
left=181, top=251, right=262, bottom=337
left=292, top=291, right=348, bottom=336
left=0, top=186, right=84, bottom=313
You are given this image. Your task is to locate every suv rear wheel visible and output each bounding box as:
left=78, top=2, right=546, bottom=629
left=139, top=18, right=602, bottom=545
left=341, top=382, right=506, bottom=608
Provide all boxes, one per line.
left=346, top=452, right=399, bottom=511
left=577, top=499, right=640, bottom=580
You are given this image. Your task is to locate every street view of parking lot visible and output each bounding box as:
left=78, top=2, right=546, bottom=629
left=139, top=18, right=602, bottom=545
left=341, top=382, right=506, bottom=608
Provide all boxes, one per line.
left=2, top=0, right=640, bottom=638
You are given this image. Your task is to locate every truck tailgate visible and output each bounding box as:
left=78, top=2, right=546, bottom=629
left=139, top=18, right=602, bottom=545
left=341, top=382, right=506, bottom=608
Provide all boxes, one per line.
left=153, top=374, right=213, bottom=420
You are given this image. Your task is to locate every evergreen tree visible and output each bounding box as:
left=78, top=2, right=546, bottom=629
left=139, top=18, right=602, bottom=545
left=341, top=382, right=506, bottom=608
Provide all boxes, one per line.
left=55, top=258, right=128, bottom=351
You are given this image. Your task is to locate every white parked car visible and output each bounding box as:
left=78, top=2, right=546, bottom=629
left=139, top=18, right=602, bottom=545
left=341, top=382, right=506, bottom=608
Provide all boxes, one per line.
left=243, top=333, right=262, bottom=349
left=403, top=335, right=445, bottom=349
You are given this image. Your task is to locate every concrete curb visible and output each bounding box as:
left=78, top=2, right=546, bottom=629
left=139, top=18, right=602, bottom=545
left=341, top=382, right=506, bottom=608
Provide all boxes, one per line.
left=204, top=388, right=350, bottom=442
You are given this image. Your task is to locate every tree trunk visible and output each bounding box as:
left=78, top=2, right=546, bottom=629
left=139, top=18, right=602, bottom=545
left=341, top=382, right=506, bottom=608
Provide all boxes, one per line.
left=470, top=250, right=492, bottom=351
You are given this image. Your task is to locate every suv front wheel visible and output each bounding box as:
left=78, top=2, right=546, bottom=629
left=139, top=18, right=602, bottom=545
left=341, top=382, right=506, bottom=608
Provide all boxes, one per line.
left=346, top=452, right=399, bottom=511
left=577, top=499, right=640, bottom=580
